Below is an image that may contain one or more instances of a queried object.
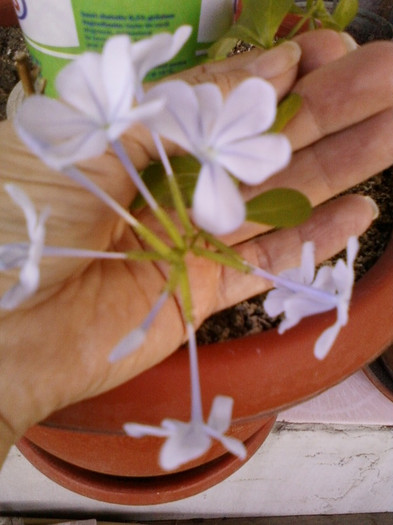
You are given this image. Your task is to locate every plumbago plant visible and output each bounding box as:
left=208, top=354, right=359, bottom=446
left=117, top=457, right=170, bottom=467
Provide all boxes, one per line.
left=2, top=20, right=359, bottom=471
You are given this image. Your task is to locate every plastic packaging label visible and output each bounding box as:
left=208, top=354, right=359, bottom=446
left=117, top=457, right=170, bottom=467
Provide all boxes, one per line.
left=15, top=0, right=236, bottom=96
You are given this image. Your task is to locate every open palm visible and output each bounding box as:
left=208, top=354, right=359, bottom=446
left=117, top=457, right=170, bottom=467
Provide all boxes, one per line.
left=1, top=31, right=393, bottom=459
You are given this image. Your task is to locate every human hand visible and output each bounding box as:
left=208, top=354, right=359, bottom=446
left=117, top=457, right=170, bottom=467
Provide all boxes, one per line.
left=0, top=31, right=391, bottom=462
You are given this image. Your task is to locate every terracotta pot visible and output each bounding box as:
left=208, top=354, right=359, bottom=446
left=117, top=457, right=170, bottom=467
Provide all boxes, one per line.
left=18, top=416, right=276, bottom=505
left=18, top=232, right=393, bottom=503
left=363, top=344, right=393, bottom=403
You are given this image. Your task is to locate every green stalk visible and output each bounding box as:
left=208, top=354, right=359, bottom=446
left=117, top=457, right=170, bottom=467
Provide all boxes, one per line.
left=151, top=132, right=194, bottom=237
left=178, top=262, right=194, bottom=324
left=192, top=246, right=250, bottom=273
left=112, top=140, right=185, bottom=249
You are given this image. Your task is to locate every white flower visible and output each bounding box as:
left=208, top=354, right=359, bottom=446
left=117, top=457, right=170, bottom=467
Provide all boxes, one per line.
left=15, top=35, right=164, bottom=170
left=145, top=77, right=291, bottom=234
left=124, top=395, right=246, bottom=471
left=0, top=184, right=49, bottom=310
left=264, top=236, right=359, bottom=360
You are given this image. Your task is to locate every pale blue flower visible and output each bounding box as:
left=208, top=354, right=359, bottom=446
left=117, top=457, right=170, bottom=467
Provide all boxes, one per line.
left=15, top=35, right=164, bottom=170
left=0, top=184, right=49, bottom=310
left=124, top=395, right=246, bottom=471
left=263, top=236, right=359, bottom=359
left=145, top=77, right=292, bottom=234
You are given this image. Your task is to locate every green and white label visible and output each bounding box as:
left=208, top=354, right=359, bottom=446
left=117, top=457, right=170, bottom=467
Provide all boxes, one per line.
left=17, top=0, right=235, bottom=96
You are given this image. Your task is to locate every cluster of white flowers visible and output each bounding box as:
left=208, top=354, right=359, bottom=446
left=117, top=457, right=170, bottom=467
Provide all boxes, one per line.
left=0, top=27, right=358, bottom=471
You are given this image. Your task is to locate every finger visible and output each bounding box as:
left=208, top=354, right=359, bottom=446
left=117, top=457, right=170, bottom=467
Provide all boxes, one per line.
left=285, top=40, right=393, bottom=151
left=243, top=106, right=393, bottom=208
left=0, top=121, right=135, bottom=209
left=213, top=194, right=377, bottom=312
left=293, top=29, right=358, bottom=75
left=168, top=40, right=301, bottom=99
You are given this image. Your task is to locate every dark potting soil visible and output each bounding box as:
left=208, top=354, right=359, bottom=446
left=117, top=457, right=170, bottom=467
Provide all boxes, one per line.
left=1, top=26, right=392, bottom=345
left=0, top=27, right=26, bottom=120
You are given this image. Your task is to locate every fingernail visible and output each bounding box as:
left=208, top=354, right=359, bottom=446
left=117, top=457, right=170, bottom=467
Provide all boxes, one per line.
left=364, top=196, right=379, bottom=220
left=340, top=32, right=358, bottom=52
left=245, top=41, right=302, bottom=78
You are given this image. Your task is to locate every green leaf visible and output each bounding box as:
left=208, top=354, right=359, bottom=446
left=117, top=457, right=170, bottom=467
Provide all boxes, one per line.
left=131, top=156, right=200, bottom=210
left=332, top=0, right=358, bottom=30
left=246, top=188, right=312, bottom=227
left=209, top=0, right=293, bottom=55
left=241, top=0, right=294, bottom=48
left=208, top=37, right=239, bottom=60
left=269, top=92, right=302, bottom=133
left=307, top=0, right=340, bottom=29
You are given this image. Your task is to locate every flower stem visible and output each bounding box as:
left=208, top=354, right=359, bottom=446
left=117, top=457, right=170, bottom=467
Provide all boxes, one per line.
left=151, top=132, right=194, bottom=236
left=135, top=86, right=193, bottom=236
left=192, top=246, right=249, bottom=273
left=176, top=263, right=203, bottom=424
left=42, top=246, right=127, bottom=259
left=111, top=139, right=185, bottom=249
left=186, top=321, right=203, bottom=423
left=249, top=263, right=338, bottom=306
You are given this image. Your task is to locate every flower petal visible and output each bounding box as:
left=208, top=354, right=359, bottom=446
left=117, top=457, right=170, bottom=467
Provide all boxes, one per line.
left=56, top=52, right=106, bottom=121
left=108, top=327, right=146, bottom=363
left=107, top=97, right=165, bottom=142
left=217, top=134, right=291, bottom=185
left=211, top=78, right=277, bottom=146
left=16, top=96, right=108, bottom=169
left=278, top=295, right=334, bottom=333
left=131, top=25, right=192, bottom=82
left=192, top=164, right=245, bottom=235
left=123, top=422, right=170, bottom=438
left=145, top=80, right=200, bottom=152
left=207, top=395, right=233, bottom=433
left=102, top=35, right=135, bottom=121
left=0, top=257, right=40, bottom=310
left=219, top=435, right=247, bottom=460
left=159, top=421, right=211, bottom=471
left=4, top=183, right=37, bottom=237
left=314, top=320, right=342, bottom=360
left=263, top=288, right=290, bottom=318
left=193, top=83, right=223, bottom=137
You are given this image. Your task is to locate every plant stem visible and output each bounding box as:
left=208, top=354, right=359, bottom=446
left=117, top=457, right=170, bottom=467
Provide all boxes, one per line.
left=186, top=321, right=204, bottom=423
left=111, top=140, right=185, bottom=249
left=151, top=131, right=194, bottom=236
